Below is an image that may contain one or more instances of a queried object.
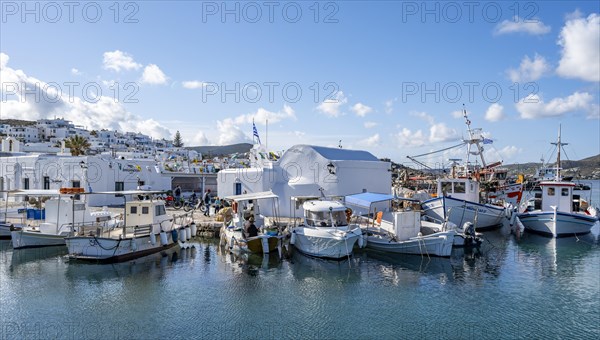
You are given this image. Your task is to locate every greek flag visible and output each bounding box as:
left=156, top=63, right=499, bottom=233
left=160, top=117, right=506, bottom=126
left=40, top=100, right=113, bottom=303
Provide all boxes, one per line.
left=483, top=138, right=493, bottom=144
left=253, top=122, right=261, bottom=144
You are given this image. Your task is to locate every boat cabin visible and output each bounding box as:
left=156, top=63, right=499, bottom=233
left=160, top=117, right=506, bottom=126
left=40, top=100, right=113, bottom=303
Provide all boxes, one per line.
left=302, top=200, right=348, bottom=227
left=125, top=200, right=170, bottom=230
left=539, top=181, right=575, bottom=213
left=437, top=178, right=480, bottom=202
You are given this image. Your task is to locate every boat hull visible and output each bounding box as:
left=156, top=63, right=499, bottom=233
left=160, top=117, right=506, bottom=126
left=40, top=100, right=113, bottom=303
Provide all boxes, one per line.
left=422, top=196, right=505, bottom=230
left=365, top=230, right=455, bottom=257
left=11, top=229, right=68, bottom=249
left=291, top=227, right=361, bottom=259
left=220, top=226, right=280, bottom=254
left=65, top=230, right=181, bottom=263
left=517, top=211, right=597, bottom=237
left=0, top=223, right=12, bottom=239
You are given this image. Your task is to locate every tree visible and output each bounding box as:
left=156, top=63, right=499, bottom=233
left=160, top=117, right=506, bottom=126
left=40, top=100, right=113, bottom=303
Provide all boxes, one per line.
left=173, top=130, right=184, bottom=147
left=65, top=135, right=91, bottom=156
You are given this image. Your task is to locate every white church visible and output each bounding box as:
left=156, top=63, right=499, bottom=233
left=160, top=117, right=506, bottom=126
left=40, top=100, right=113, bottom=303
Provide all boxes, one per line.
left=217, top=144, right=392, bottom=217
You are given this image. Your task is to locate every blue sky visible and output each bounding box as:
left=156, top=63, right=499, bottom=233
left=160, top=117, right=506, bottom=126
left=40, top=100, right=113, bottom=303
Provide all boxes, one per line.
left=1, top=1, right=599, bottom=168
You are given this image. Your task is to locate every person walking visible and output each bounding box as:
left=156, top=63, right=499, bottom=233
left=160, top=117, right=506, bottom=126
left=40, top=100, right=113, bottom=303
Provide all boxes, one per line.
left=202, top=189, right=212, bottom=216
left=174, top=185, right=182, bottom=203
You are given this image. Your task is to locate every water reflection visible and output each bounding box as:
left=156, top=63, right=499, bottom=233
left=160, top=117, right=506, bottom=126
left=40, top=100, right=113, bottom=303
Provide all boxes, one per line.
left=217, top=244, right=283, bottom=276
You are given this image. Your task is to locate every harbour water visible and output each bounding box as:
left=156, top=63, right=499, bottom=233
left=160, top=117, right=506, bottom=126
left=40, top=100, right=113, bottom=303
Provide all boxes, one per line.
left=1, top=181, right=598, bottom=339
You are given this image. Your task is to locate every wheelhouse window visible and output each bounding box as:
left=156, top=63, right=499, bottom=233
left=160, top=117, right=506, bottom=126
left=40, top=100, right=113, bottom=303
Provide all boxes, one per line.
left=547, top=187, right=555, bottom=196
left=441, top=182, right=452, bottom=195
left=561, top=188, right=569, bottom=196
left=454, top=182, right=465, bottom=193
left=155, top=205, right=166, bottom=216
left=305, top=211, right=348, bottom=227
left=130, top=206, right=137, bottom=214
left=142, top=206, right=149, bottom=214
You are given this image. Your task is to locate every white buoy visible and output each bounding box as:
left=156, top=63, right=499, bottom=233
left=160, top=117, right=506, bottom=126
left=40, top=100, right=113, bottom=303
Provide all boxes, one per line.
left=150, top=233, right=156, bottom=245
left=179, top=228, right=186, bottom=242
left=190, top=223, right=197, bottom=238
left=358, top=233, right=364, bottom=248
left=159, top=232, right=168, bottom=245
left=131, top=239, right=137, bottom=251
left=185, top=226, right=191, bottom=240
left=290, top=231, right=296, bottom=245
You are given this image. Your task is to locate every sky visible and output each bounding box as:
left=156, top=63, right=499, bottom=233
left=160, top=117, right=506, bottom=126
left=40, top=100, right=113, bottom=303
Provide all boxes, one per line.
left=1, top=1, right=599, bottom=169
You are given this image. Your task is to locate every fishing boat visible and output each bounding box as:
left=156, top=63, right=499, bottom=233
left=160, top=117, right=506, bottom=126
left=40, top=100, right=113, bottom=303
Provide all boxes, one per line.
left=517, top=127, right=599, bottom=237
left=220, top=191, right=285, bottom=254
left=345, top=192, right=455, bottom=257
left=10, top=189, right=116, bottom=249
left=65, top=191, right=194, bottom=263
left=288, top=198, right=364, bottom=259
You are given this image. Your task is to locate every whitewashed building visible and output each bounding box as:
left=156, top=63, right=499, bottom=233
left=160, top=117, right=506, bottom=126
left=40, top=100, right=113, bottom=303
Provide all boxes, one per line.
left=217, top=145, right=391, bottom=217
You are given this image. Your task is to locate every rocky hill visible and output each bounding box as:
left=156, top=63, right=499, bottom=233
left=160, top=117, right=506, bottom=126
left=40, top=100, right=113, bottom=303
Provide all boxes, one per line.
left=503, top=154, right=600, bottom=179
left=187, top=143, right=253, bottom=157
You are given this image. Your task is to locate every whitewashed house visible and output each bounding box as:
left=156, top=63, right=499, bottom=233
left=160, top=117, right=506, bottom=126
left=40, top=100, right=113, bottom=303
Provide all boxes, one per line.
left=217, top=144, right=391, bottom=217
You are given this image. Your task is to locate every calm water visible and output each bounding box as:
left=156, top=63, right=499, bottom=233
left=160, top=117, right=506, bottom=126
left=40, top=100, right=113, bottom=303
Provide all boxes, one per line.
left=1, top=181, right=599, bottom=340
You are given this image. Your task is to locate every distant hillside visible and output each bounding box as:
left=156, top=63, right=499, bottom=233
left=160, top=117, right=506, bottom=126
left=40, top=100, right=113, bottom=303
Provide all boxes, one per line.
left=0, top=119, right=36, bottom=126
left=504, top=154, right=600, bottom=179
left=186, top=143, right=253, bottom=157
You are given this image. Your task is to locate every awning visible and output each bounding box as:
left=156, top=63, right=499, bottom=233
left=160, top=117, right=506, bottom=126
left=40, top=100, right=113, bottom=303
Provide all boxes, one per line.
left=224, top=190, right=278, bottom=202
left=345, top=192, right=394, bottom=208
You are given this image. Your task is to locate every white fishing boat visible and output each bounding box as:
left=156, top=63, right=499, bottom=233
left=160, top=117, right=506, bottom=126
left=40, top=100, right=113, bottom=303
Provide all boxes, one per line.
left=345, top=192, right=455, bottom=257
left=65, top=191, right=194, bottom=263
left=289, top=199, right=364, bottom=259
left=421, top=177, right=506, bottom=230
left=10, top=189, right=116, bottom=249
left=517, top=127, right=599, bottom=237
left=220, top=191, right=285, bottom=254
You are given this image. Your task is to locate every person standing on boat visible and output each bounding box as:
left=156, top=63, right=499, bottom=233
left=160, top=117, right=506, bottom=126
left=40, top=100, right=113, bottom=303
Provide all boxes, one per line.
left=202, top=189, right=212, bottom=216
left=244, top=216, right=258, bottom=238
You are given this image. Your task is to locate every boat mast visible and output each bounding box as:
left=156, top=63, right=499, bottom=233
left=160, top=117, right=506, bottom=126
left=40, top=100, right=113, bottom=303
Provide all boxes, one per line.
left=462, top=104, right=487, bottom=169
left=551, top=125, right=567, bottom=181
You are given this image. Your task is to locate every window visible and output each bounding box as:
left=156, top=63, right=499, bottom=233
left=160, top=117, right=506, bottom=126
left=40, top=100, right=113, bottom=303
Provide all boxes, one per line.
left=142, top=206, right=149, bottom=214
left=130, top=206, right=137, bottom=214
left=23, top=178, right=29, bottom=190
left=561, top=188, right=569, bottom=196
left=115, top=181, right=124, bottom=197
left=454, top=182, right=465, bottom=193
left=441, top=182, right=452, bottom=195
left=547, top=187, right=555, bottom=196
left=155, top=205, right=166, bottom=216
left=72, top=180, right=80, bottom=188
left=43, top=176, right=50, bottom=190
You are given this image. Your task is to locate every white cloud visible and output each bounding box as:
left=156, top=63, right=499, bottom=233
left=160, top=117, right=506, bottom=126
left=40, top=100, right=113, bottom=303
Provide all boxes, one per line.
left=556, top=13, right=600, bottom=82
left=395, top=128, right=427, bottom=147
left=351, top=102, right=372, bottom=117
left=216, top=118, right=250, bottom=145
left=410, top=111, right=435, bottom=125
left=507, top=54, right=550, bottom=82
left=102, top=50, right=141, bottom=72
left=71, top=68, right=81, bottom=76
left=497, top=145, right=522, bottom=160
left=182, top=80, right=208, bottom=89
left=316, top=91, right=347, bottom=117
left=0, top=53, right=8, bottom=69
left=292, top=131, right=305, bottom=138
left=451, top=110, right=464, bottom=119
left=364, top=121, right=378, bottom=129
left=384, top=98, right=396, bottom=114
left=234, top=104, right=296, bottom=125
left=485, top=103, right=505, bottom=122
left=0, top=53, right=171, bottom=139
left=191, top=131, right=209, bottom=146
left=429, top=123, right=458, bottom=143
left=516, top=92, right=598, bottom=119
left=359, top=133, right=380, bottom=147
left=141, top=64, right=168, bottom=85
left=495, top=16, right=551, bottom=35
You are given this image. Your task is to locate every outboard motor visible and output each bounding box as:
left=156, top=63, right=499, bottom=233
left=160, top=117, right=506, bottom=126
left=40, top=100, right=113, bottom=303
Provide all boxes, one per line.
left=462, top=222, right=482, bottom=247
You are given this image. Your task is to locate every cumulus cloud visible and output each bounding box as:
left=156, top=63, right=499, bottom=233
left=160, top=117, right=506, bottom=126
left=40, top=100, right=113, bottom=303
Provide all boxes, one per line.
left=496, top=145, right=522, bottom=160
left=395, top=128, right=427, bottom=147
left=71, top=68, right=81, bottom=76
left=451, top=110, right=464, bottom=119
left=410, top=111, right=435, bottom=125
left=102, top=50, right=141, bottom=72
left=364, top=121, right=378, bottom=129
left=316, top=91, right=347, bottom=117
left=216, top=118, right=250, bottom=145
left=516, top=92, right=598, bottom=119
left=507, top=54, right=550, bottom=82
left=384, top=98, right=396, bottom=114
left=0, top=53, right=8, bottom=69
left=495, top=16, right=551, bottom=35
left=485, top=103, right=505, bottom=122
left=429, top=123, right=458, bottom=143
left=182, top=80, right=208, bottom=89
left=359, top=133, right=380, bottom=147
left=191, top=131, right=209, bottom=146
left=234, top=104, right=296, bottom=125
left=351, top=102, right=373, bottom=117
left=556, top=13, right=600, bottom=82
left=0, top=53, right=171, bottom=139
left=141, top=64, right=168, bottom=85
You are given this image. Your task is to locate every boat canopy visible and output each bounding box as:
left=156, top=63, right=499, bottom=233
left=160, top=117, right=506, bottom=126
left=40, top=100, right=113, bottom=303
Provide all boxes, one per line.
left=345, top=192, right=395, bottom=208
left=225, top=190, right=278, bottom=202
left=302, top=200, right=346, bottom=212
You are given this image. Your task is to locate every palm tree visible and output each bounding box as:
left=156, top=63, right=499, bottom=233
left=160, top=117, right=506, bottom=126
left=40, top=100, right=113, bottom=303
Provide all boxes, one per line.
left=65, top=135, right=91, bottom=156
